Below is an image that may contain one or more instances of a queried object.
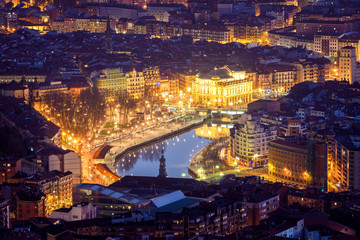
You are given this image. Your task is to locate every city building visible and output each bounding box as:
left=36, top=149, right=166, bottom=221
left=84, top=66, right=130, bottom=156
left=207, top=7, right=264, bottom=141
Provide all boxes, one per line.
left=230, top=116, right=277, bottom=167
left=146, top=3, right=186, bottom=22
left=178, top=71, right=196, bottom=92
left=338, top=33, right=360, bottom=61
left=50, top=16, right=110, bottom=33
left=279, top=119, right=307, bottom=138
left=105, top=17, right=113, bottom=54
left=246, top=190, right=279, bottom=226
left=25, top=170, right=73, bottom=216
left=313, top=34, right=340, bottom=59
left=49, top=202, right=99, bottom=221
left=36, top=146, right=81, bottom=185
left=0, top=158, right=20, bottom=184
left=94, top=68, right=127, bottom=95
left=126, top=67, right=145, bottom=99
left=155, top=197, right=247, bottom=238
left=0, top=80, right=29, bottom=102
left=288, top=188, right=327, bottom=212
left=263, top=64, right=298, bottom=93
left=329, top=135, right=360, bottom=191
left=14, top=189, right=46, bottom=221
left=268, top=137, right=328, bottom=190
left=0, top=74, right=46, bottom=84
left=0, top=198, right=10, bottom=229
left=72, top=184, right=149, bottom=216
left=339, top=46, right=360, bottom=84
left=143, top=66, right=161, bottom=86
left=247, top=99, right=280, bottom=113
left=192, top=66, right=253, bottom=107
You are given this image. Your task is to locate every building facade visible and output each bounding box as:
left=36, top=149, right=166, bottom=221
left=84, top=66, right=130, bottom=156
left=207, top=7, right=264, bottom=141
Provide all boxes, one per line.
left=72, top=184, right=148, bottom=217
left=339, top=46, right=360, bottom=84
left=328, top=135, right=360, bottom=191
left=268, top=138, right=311, bottom=187
left=126, top=68, right=145, bottom=99
left=246, top=192, right=279, bottom=226
left=192, top=66, right=252, bottom=107
left=268, top=137, right=328, bottom=190
left=95, top=68, right=127, bottom=95
left=14, top=190, right=46, bottom=221
left=0, top=198, right=10, bottom=229
left=0, top=158, right=20, bottom=184
left=49, top=202, right=99, bottom=221
left=25, top=171, right=73, bottom=216
left=230, top=116, right=277, bottom=168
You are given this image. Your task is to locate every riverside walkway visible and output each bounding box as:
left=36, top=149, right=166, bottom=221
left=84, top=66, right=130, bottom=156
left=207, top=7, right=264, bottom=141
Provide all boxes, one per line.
left=82, top=116, right=207, bottom=184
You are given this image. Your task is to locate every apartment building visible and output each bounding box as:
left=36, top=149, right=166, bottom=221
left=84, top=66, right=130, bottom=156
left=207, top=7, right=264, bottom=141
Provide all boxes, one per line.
left=95, top=68, right=127, bottom=95
left=126, top=67, right=145, bottom=99
left=329, top=135, right=360, bottom=191
left=14, top=189, right=46, bottom=221
left=339, top=46, right=360, bottom=84
left=313, top=34, right=339, bottom=59
left=246, top=191, right=279, bottom=226
left=230, top=116, right=277, bottom=168
left=25, top=170, right=73, bottom=216
left=268, top=137, right=328, bottom=190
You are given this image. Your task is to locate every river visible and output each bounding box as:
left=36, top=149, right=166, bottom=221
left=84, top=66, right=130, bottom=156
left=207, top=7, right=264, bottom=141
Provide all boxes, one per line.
left=114, top=123, right=230, bottom=178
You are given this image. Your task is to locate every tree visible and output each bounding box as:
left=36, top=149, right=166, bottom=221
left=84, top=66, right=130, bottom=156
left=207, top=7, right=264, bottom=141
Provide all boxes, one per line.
left=41, top=88, right=106, bottom=141
left=117, top=91, right=138, bottom=124
left=141, top=84, right=162, bottom=120
left=80, top=88, right=106, bottom=139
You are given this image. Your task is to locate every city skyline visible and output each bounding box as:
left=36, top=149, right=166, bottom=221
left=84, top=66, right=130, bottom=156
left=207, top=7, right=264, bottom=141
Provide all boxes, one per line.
left=0, top=0, right=360, bottom=239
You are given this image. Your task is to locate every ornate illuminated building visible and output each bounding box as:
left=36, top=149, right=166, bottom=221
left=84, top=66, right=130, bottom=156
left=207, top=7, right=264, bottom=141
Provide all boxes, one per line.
left=125, top=67, right=145, bottom=99
left=192, top=66, right=253, bottom=107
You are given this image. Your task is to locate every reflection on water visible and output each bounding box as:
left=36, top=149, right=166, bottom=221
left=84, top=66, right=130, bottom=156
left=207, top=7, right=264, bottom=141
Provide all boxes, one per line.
left=195, top=124, right=230, bottom=140
left=115, top=124, right=230, bottom=178
left=116, top=142, right=166, bottom=173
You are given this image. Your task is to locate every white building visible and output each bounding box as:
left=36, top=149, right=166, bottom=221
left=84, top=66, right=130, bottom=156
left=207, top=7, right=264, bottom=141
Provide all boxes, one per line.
left=274, top=219, right=304, bottom=239
left=49, top=202, right=98, bottom=221
left=313, top=34, right=339, bottom=59
left=339, top=46, right=360, bottom=84
left=230, top=115, right=277, bottom=168
left=49, top=150, right=81, bottom=186
left=146, top=3, right=185, bottom=22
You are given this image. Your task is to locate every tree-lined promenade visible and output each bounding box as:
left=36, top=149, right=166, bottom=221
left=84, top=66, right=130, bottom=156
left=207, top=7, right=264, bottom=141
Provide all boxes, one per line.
left=37, top=84, right=165, bottom=152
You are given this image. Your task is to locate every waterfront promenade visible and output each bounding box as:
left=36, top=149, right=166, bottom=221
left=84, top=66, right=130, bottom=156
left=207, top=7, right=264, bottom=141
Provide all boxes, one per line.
left=82, top=116, right=206, bottom=184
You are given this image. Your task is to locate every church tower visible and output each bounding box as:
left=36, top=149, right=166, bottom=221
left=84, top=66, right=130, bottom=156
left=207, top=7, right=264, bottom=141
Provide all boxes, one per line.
left=158, top=150, right=168, bottom=178
left=105, top=17, right=113, bottom=54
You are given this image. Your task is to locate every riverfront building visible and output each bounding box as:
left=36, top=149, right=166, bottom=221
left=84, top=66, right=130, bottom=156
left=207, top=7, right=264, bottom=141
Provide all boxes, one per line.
left=125, top=67, right=145, bottom=99
left=268, top=137, right=327, bottom=190
left=230, top=116, right=277, bottom=168
left=191, top=66, right=253, bottom=107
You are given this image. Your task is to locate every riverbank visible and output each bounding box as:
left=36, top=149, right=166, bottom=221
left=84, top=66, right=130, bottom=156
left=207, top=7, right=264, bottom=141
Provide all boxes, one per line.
left=95, top=116, right=208, bottom=175
left=188, top=137, right=231, bottom=181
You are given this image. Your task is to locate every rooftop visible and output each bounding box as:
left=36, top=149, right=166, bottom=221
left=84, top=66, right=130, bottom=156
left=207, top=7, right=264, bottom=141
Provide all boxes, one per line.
left=74, top=183, right=148, bottom=205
